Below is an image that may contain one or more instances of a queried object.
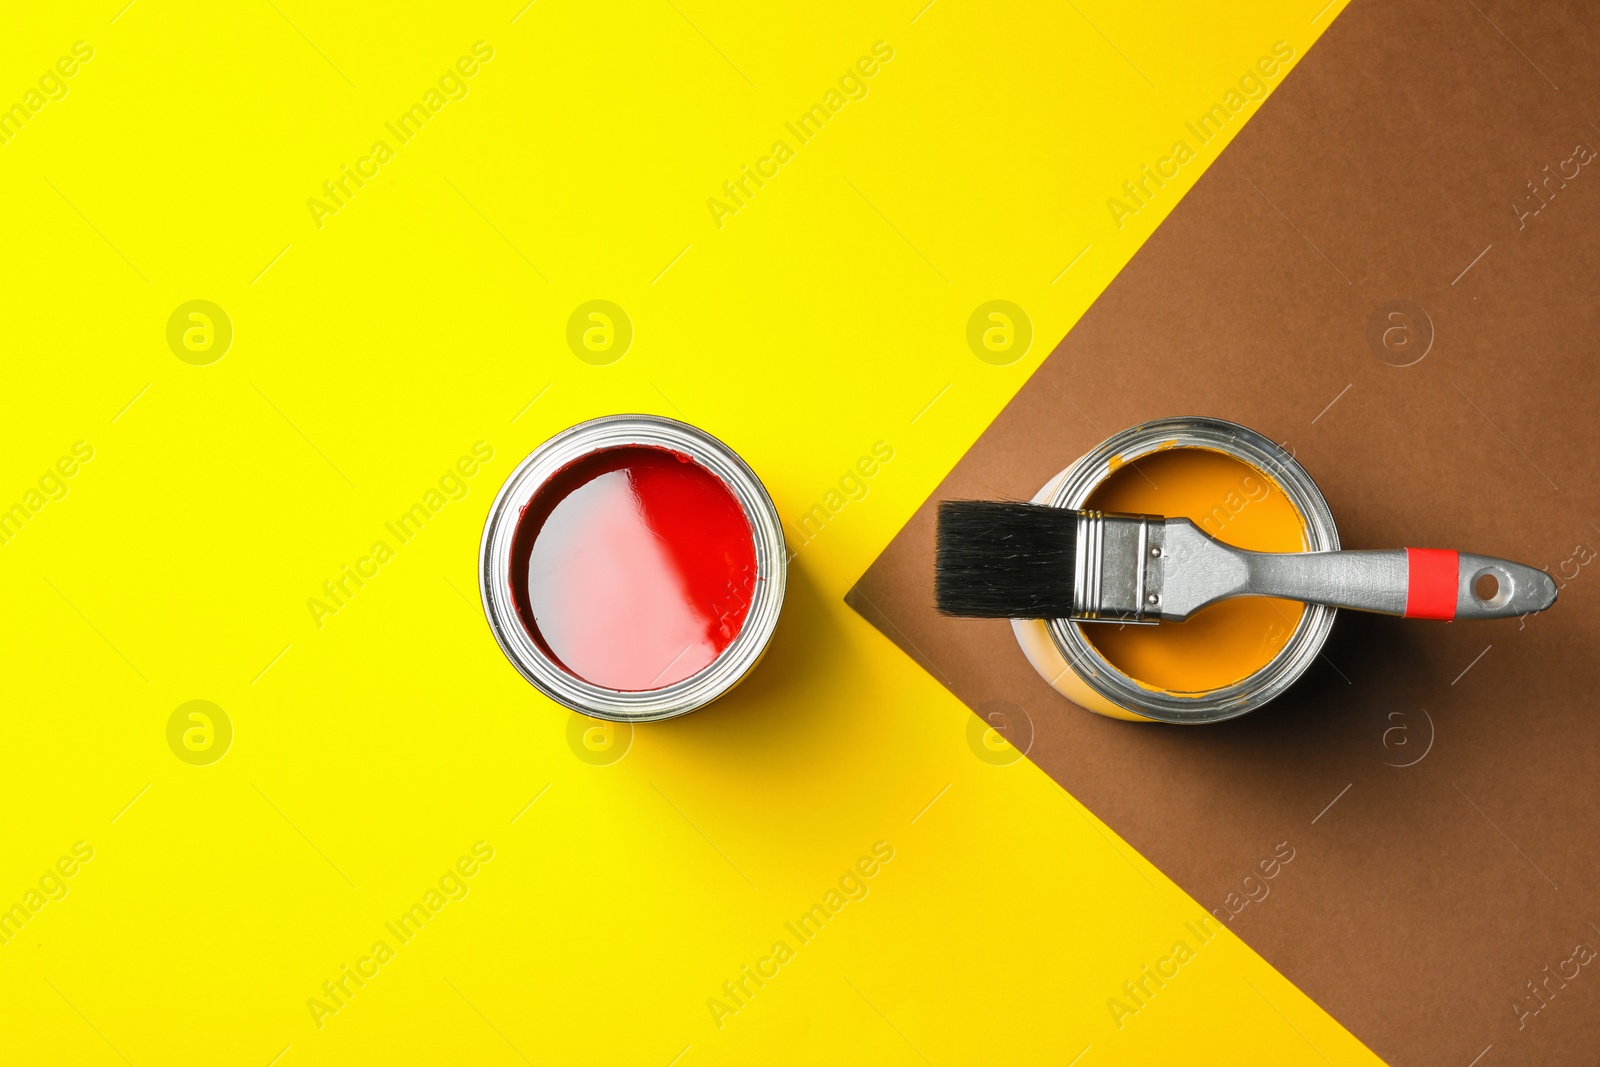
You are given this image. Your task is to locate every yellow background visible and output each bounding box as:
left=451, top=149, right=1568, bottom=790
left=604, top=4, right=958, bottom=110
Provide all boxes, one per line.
left=0, top=1, right=1379, bottom=1063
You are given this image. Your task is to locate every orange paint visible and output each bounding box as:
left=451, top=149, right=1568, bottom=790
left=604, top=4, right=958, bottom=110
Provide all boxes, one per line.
left=1080, top=447, right=1307, bottom=693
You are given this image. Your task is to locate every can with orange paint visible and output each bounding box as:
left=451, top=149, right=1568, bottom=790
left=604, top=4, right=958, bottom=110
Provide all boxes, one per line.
left=1012, top=417, right=1340, bottom=723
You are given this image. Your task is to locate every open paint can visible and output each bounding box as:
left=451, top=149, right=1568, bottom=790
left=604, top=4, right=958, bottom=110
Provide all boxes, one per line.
left=480, top=414, right=786, bottom=721
left=1013, top=416, right=1340, bottom=723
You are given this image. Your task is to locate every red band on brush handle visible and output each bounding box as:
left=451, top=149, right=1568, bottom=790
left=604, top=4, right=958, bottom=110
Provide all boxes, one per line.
left=1405, top=548, right=1459, bottom=620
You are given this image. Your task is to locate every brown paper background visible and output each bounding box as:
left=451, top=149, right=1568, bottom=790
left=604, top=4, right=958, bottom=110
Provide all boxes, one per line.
left=848, top=0, right=1600, bottom=1063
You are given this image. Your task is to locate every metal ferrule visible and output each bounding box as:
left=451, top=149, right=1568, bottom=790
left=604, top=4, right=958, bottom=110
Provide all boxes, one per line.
left=1038, top=416, right=1342, bottom=724
left=1071, top=511, right=1162, bottom=623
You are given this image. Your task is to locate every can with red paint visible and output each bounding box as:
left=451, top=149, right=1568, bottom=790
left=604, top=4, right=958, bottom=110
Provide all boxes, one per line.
left=480, top=415, right=786, bottom=720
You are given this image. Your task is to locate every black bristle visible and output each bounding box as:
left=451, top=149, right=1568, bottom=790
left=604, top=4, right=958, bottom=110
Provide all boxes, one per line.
left=934, top=501, right=1079, bottom=618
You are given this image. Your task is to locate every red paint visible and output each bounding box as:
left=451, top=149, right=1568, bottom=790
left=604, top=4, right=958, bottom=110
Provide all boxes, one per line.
left=1404, top=547, right=1459, bottom=620
left=509, top=445, right=758, bottom=690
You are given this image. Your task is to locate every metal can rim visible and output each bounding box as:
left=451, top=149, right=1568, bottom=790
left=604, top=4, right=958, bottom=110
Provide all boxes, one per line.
left=1044, top=416, right=1340, bottom=724
left=479, top=414, right=787, bottom=721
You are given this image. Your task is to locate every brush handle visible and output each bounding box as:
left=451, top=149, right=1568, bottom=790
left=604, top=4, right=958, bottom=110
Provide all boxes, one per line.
left=1236, top=548, right=1554, bottom=620
left=1155, top=520, right=1558, bottom=621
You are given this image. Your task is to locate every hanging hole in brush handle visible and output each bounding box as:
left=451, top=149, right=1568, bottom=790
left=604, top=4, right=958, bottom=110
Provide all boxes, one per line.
left=1401, top=549, right=1557, bottom=620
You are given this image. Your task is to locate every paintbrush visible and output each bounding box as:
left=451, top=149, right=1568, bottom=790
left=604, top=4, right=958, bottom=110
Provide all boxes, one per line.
left=934, top=501, right=1558, bottom=623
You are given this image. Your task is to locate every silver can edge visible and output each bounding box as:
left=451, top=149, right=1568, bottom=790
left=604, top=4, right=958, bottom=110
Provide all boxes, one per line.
left=1044, top=416, right=1340, bottom=724
left=479, top=414, right=787, bottom=722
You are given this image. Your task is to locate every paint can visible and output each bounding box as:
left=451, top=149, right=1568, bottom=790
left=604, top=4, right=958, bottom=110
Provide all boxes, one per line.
left=480, top=414, right=786, bottom=721
left=1012, top=416, right=1340, bottom=723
